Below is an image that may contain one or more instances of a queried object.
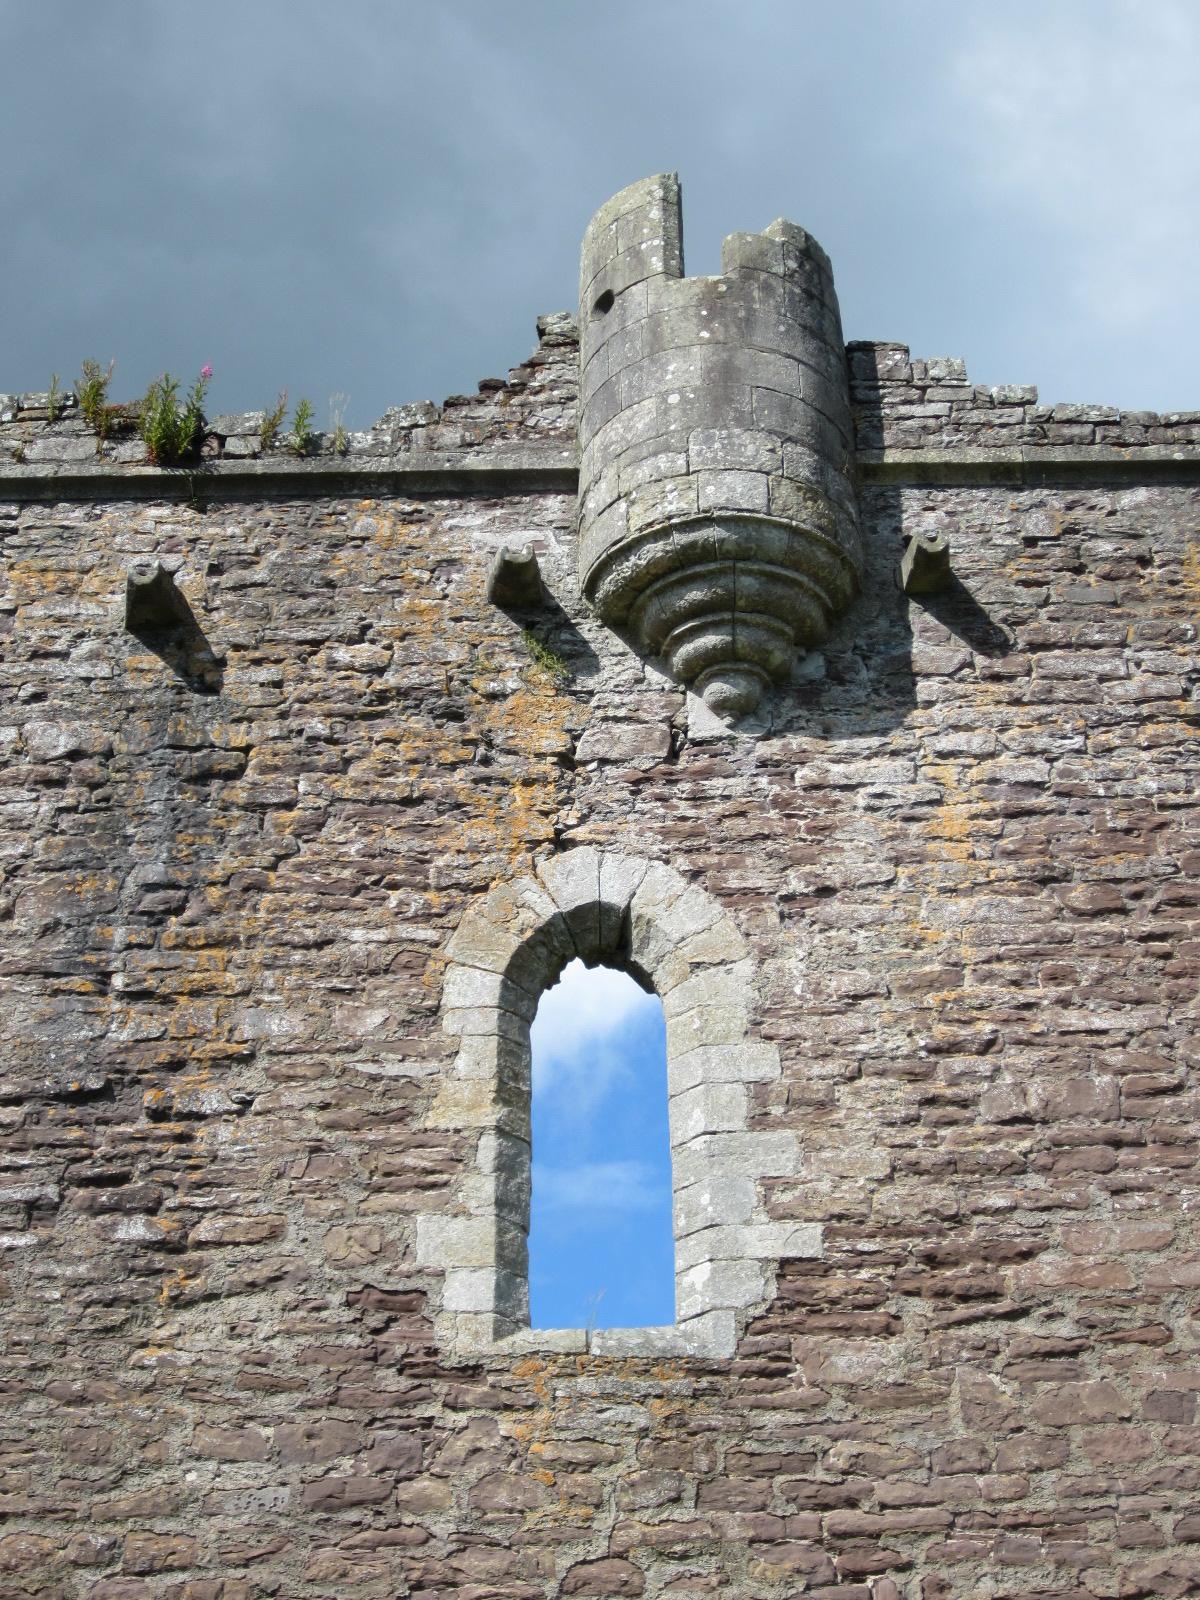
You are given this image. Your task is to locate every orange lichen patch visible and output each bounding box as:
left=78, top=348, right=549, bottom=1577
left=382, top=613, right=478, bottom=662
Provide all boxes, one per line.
left=157, top=1272, right=195, bottom=1306
left=487, top=685, right=575, bottom=759
left=911, top=761, right=977, bottom=864
left=7, top=560, right=96, bottom=610
left=1167, top=535, right=1200, bottom=617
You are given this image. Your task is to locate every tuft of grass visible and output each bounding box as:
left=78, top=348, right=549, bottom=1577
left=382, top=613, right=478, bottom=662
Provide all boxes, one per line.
left=584, top=1289, right=605, bottom=1354
left=329, top=391, right=349, bottom=455
left=47, top=373, right=62, bottom=423
left=78, top=359, right=114, bottom=431
left=521, top=628, right=571, bottom=682
left=288, top=396, right=315, bottom=455
left=260, top=391, right=287, bottom=450
left=140, top=365, right=210, bottom=466
left=77, top=360, right=140, bottom=448
left=77, top=359, right=119, bottom=443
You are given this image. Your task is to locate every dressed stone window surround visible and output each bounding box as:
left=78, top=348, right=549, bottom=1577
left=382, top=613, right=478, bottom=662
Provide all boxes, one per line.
left=416, top=847, right=822, bottom=1360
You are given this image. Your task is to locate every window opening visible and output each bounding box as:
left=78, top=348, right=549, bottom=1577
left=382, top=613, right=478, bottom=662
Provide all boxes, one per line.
left=423, top=847, right=822, bottom=1359
left=529, top=958, right=674, bottom=1331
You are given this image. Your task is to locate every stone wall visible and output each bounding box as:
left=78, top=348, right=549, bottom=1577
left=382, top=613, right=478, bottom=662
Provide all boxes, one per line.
left=1, top=313, right=579, bottom=472
left=0, top=308, right=1198, bottom=1600
left=848, top=341, right=1200, bottom=461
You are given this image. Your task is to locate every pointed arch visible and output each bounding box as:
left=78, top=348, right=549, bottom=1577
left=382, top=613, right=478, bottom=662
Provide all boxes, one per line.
left=416, top=848, right=823, bottom=1359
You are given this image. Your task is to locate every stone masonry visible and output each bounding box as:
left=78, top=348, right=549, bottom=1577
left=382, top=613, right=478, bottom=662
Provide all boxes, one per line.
left=0, top=175, right=1198, bottom=1599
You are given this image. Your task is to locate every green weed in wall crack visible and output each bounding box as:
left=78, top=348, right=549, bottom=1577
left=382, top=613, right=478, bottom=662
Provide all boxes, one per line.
left=288, top=397, right=315, bottom=455
left=260, top=391, right=287, bottom=450
left=77, top=360, right=142, bottom=449
left=77, top=360, right=115, bottom=435
left=329, top=392, right=349, bottom=455
left=521, top=629, right=571, bottom=682
left=140, top=365, right=211, bottom=466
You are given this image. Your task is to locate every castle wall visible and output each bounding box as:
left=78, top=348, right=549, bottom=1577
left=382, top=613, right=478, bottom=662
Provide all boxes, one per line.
left=0, top=312, right=1198, bottom=1600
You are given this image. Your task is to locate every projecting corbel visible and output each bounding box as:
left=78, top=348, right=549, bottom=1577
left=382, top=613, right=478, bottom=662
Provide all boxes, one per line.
left=485, top=544, right=543, bottom=611
left=124, top=559, right=194, bottom=633
left=901, top=531, right=951, bottom=595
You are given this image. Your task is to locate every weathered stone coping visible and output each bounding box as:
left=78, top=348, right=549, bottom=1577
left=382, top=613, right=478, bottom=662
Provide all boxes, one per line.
left=856, top=446, right=1200, bottom=486
left=3, top=443, right=1198, bottom=505
left=0, top=447, right=580, bottom=504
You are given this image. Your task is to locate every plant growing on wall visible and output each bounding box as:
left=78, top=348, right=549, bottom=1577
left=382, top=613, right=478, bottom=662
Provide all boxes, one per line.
left=288, top=397, right=315, bottom=455
left=329, top=392, right=349, bottom=456
left=521, top=628, right=571, bottom=683
left=260, top=391, right=287, bottom=450
left=77, top=360, right=115, bottom=434
left=140, top=364, right=211, bottom=466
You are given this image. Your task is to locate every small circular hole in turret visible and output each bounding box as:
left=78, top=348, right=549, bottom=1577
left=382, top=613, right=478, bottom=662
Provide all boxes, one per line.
left=592, top=288, right=615, bottom=315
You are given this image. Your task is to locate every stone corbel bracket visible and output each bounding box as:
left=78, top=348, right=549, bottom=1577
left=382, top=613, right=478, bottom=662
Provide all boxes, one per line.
left=124, top=557, right=194, bottom=633
left=901, top=529, right=951, bottom=595
left=485, top=543, right=544, bottom=611
left=416, top=847, right=822, bottom=1361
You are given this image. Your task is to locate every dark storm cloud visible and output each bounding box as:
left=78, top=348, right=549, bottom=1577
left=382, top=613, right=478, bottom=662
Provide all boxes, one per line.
left=2, top=1, right=1196, bottom=425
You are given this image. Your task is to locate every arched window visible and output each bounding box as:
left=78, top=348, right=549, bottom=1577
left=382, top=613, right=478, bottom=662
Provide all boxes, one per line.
left=420, top=848, right=824, bottom=1359
left=529, top=959, right=674, bottom=1333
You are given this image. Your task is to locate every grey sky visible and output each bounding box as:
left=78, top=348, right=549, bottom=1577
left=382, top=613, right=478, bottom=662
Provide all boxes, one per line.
left=4, top=1, right=1197, bottom=427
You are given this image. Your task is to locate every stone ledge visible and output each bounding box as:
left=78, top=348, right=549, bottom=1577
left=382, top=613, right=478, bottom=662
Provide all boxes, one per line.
left=7, top=443, right=1198, bottom=506
left=467, top=1309, right=739, bottom=1360
left=0, top=447, right=580, bottom=504
left=856, top=445, right=1200, bottom=486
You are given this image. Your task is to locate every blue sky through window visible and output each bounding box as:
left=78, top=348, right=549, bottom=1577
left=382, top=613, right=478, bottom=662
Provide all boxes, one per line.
left=529, top=960, right=674, bottom=1330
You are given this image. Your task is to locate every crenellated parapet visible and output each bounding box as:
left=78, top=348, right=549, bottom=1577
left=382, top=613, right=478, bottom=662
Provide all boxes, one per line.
left=577, top=173, right=862, bottom=717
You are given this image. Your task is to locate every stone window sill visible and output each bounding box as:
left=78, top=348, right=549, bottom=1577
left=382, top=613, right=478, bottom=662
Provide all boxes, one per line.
left=462, top=1309, right=738, bottom=1361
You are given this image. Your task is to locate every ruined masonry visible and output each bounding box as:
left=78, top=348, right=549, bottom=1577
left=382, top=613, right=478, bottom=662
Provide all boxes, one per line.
left=0, top=170, right=1197, bottom=1599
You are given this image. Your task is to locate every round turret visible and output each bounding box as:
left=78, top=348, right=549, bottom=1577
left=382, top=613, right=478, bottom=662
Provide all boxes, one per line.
left=577, top=173, right=862, bottom=717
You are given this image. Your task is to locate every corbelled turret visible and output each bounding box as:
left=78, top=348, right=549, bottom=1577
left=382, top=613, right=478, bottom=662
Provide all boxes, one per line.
left=577, top=173, right=862, bottom=717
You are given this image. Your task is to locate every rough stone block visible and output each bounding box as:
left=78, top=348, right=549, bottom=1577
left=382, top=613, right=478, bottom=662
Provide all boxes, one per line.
left=668, top=1082, right=749, bottom=1145
left=575, top=721, right=671, bottom=766
left=677, top=1257, right=767, bottom=1319
left=124, top=559, right=193, bottom=634
left=674, top=1174, right=758, bottom=1233
left=538, top=847, right=603, bottom=958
